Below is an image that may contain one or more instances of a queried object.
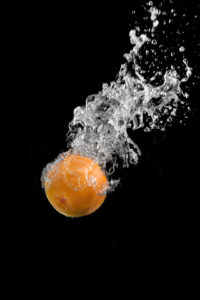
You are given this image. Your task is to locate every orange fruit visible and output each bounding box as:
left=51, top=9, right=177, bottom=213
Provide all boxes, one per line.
left=43, top=153, right=108, bottom=217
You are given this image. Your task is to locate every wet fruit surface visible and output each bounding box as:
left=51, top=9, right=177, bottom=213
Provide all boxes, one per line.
left=44, top=154, right=108, bottom=217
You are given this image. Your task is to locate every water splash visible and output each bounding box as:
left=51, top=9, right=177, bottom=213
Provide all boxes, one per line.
left=65, top=4, right=192, bottom=191
left=42, top=3, right=194, bottom=193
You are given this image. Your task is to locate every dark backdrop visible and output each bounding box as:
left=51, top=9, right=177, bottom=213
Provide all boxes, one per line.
left=20, top=0, right=200, bottom=268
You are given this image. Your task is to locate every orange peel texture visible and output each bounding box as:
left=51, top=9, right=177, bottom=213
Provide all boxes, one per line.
left=43, top=154, right=108, bottom=217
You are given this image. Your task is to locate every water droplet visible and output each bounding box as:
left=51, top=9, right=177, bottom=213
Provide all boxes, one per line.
left=179, top=46, right=185, bottom=52
left=153, top=20, right=159, bottom=27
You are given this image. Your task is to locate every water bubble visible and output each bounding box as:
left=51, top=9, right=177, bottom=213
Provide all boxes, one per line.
left=152, top=39, right=157, bottom=45
left=179, top=46, right=185, bottom=52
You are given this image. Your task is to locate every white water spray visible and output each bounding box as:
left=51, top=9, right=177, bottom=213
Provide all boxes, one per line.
left=42, top=4, right=193, bottom=194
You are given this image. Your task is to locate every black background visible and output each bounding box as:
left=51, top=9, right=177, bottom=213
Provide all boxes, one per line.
left=20, top=0, right=200, bottom=269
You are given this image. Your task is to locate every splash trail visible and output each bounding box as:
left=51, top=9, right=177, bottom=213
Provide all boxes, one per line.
left=41, top=4, right=194, bottom=217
